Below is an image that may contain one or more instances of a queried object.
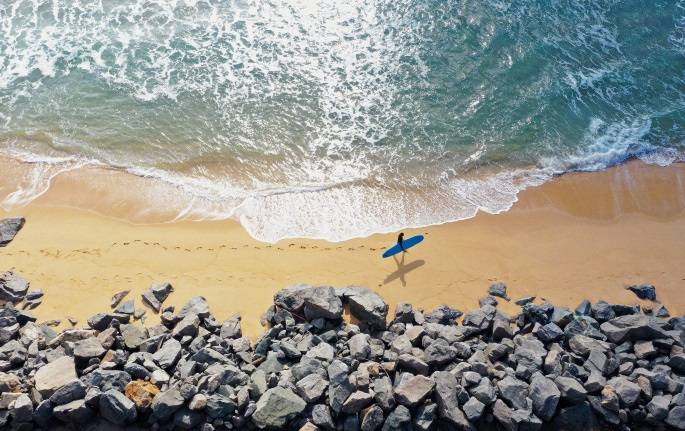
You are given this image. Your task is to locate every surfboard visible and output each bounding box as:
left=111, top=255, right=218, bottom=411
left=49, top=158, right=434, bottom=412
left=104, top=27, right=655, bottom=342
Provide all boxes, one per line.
left=382, top=235, right=424, bottom=258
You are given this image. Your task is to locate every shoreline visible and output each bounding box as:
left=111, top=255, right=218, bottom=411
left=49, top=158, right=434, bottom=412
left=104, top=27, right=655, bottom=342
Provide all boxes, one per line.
left=1, top=159, right=685, bottom=337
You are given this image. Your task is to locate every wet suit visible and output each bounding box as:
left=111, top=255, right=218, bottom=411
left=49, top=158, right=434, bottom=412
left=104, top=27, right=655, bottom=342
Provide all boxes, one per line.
left=397, top=232, right=405, bottom=252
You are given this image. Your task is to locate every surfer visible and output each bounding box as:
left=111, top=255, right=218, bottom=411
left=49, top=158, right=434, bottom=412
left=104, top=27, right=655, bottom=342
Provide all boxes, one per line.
left=397, top=232, right=406, bottom=252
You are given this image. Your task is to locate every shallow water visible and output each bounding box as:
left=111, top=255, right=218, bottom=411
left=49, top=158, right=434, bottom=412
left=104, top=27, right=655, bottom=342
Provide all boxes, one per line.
left=1, top=0, right=684, bottom=241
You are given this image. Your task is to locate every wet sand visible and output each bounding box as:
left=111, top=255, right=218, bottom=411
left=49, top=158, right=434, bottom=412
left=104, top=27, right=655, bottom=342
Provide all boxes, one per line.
left=1, top=159, right=685, bottom=336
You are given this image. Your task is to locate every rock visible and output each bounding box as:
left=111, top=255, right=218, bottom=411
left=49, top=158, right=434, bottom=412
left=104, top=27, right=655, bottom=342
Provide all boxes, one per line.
left=52, top=399, right=95, bottom=423
left=82, top=369, right=131, bottom=392
left=424, top=304, right=463, bottom=324
left=110, top=290, right=130, bottom=308
left=0, top=372, right=21, bottom=393
left=25, top=289, right=43, bottom=301
left=220, top=314, right=242, bottom=339
left=667, top=406, right=685, bottom=430
left=189, top=393, right=207, bottom=411
left=373, top=377, right=395, bottom=411
left=600, top=314, right=668, bottom=343
left=529, top=375, right=560, bottom=421
left=552, top=306, right=574, bottom=327
left=575, top=299, right=592, bottom=315
left=535, top=322, right=563, bottom=343
left=100, top=389, right=137, bottom=425
left=115, top=299, right=135, bottom=315
left=342, top=390, right=374, bottom=413
left=153, top=337, right=182, bottom=369
left=462, top=397, right=485, bottom=422
left=555, top=376, right=587, bottom=404
left=73, top=337, right=106, bottom=360
left=515, top=296, right=536, bottom=306
left=252, top=386, right=307, bottom=428
left=206, top=394, right=236, bottom=419
left=0, top=217, right=24, bottom=246
left=328, top=360, right=354, bottom=413
left=607, top=377, right=641, bottom=407
left=34, top=355, right=77, bottom=397
left=470, top=378, right=497, bottom=405
left=311, top=404, right=335, bottom=430
left=0, top=271, right=29, bottom=302
left=413, top=403, right=437, bottom=431
left=626, top=284, right=656, bottom=301
left=493, top=399, right=516, bottom=431
left=394, top=374, right=435, bottom=407
left=10, top=393, right=33, bottom=423
left=634, top=340, right=657, bottom=360
left=177, top=296, right=210, bottom=320
left=141, top=282, right=174, bottom=313
left=424, top=338, right=456, bottom=366
left=49, top=379, right=86, bottom=406
left=174, top=407, right=203, bottom=429
left=125, top=380, right=160, bottom=409
left=172, top=314, right=200, bottom=338
left=497, top=376, right=529, bottom=409
left=341, top=288, right=388, bottom=329
left=488, top=282, right=509, bottom=300
left=151, top=388, right=185, bottom=421
left=568, top=334, right=610, bottom=357
left=349, top=333, right=371, bottom=360
left=590, top=300, right=615, bottom=322
left=303, top=286, right=344, bottom=320
left=296, top=374, right=329, bottom=403
left=121, top=324, right=148, bottom=350
left=361, top=404, right=385, bottom=431
left=646, top=394, right=671, bottom=420
left=381, top=405, right=411, bottom=431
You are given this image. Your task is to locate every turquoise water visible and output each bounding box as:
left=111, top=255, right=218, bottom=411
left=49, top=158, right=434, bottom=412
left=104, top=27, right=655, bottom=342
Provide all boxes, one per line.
left=1, top=0, right=684, bottom=241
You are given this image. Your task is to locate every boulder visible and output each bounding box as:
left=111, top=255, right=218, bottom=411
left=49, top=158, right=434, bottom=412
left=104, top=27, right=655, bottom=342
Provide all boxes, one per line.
left=110, top=290, right=129, bottom=308
left=599, top=314, right=668, bottom=343
left=114, top=299, right=135, bottom=315
left=462, top=397, right=485, bottom=422
left=555, top=376, right=587, bottom=404
left=361, top=404, right=385, bottom=431
left=340, top=287, right=388, bottom=329
left=488, top=282, right=509, bottom=300
left=303, top=286, right=343, bottom=320
left=99, top=389, right=137, bottom=425
left=141, top=282, right=174, bottom=313
left=349, top=333, right=371, bottom=360
left=0, top=217, right=24, bottom=247
left=381, top=405, right=411, bottom=431
left=296, top=374, right=329, bottom=403
left=177, top=296, right=210, bottom=320
left=424, top=304, right=463, bottom=324
left=220, top=314, right=242, bottom=339
left=607, top=377, right=641, bottom=407
left=626, top=284, right=656, bottom=301
left=49, top=379, right=87, bottom=406
left=667, top=406, right=685, bottom=430
left=497, top=376, right=529, bottom=409
left=252, top=387, right=307, bottom=428
left=152, top=338, right=182, bottom=369
left=0, top=272, right=29, bottom=302
left=433, top=371, right=472, bottom=427
left=151, top=387, right=185, bottom=421
left=342, top=390, right=374, bottom=413
left=394, top=374, right=435, bottom=407
left=121, top=324, right=148, bottom=350
left=34, top=355, right=77, bottom=397
left=529, top=375, right=560, bottom=421
left=73, top=337, right=106, bottom=360
left=52, top=399, right=94, bottom=423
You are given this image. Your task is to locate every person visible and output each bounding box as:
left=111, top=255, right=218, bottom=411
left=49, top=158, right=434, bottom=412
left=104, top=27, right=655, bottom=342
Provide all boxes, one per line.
left=397, top=232, right=406, bottom=252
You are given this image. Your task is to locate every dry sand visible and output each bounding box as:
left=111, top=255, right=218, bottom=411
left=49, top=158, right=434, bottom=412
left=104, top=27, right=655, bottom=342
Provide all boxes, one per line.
left=1, top=159, right=685, bottom=337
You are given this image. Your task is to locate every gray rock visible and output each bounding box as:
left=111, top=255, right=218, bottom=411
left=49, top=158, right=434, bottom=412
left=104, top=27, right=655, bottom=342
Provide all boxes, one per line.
left=153, top=337, right=182, bottom=369
left=462, top=397, right=485, bottom=422
left=554, top=402, right=599, bottom=431
left=398, top=354, right=429, bottom=375
left=626, top=284, right=656, bottom=301
left=492, top=399, right=516, bottom=431
left=607, top=376, right=641, bottom=407
left=373, top=376, right=395, bottom=411
left=575, top=299, right=592, bottom=315
left=536, top=322, right=563, bottom=343
left=172, top=314, right=200, bottom=338
left=52, top=398, right=95, bottom=423
left=488, top=282, right=509, bottom=300
left=121, top=324, right=148, bottom=350
left=206, top=394, right=237, bottom=419
left=0, top=217, right=24, bottom=247
left=328, top=360, right=354, bottom=413
left=646, top=394, right=671, bottom=420
left=361, top=404, right=384, bottom=431
left=341, top=287, right=389, bottom=329
left=10, top=393, right=33, bottom=423
left=0, top=271, right=29, bottom=302
left=82, top=369, right=131, bottom=392
left=177, top=296, right=210, bottom=320
left=590, top=300, right=615, bottom=322
left=667, top=406, right=685, bottom=430
left=497, top=376, right=529, bottom=409
left=433, top=371, right=470, bottom=426
left=424, top=304, right=463, bottom=324
left=99, top=389, right=137, bottom=425
left=413, top=403, right=437, bottom=431
left=381, top=405, right=411, bottom=431
left=252, top=386, right=306, bottom=428
left=86, top=313, right=118, bottom=331
left=115, top=299, right=135, bottom=315
left=173, top=407, right=203, bottom=429
left=25, top=288, right=43, bottom=301
left=551, top=306, right=574, bottom=327
left=303, top=286, right=344, bottom=320
left=470, top=378, right=497, bottom=405
left=515, top=296, right=536, bottom=306
left=342, top=390, right=374, bottom=413
left=349, top=333, right=371, bottom=360
left=49, top=379, right=87, bottom=406
left=220, top=314, right=242, bottom=339
left=600, top=314, right=668, bottom=343
left=529, top=375, right=560, bottom=421
left=73, top=337, right=106, bottom=360
left=152, top=387, right=185, bottom=421
left=394, top=374, right=435, bottom=407
left=142, top=282, right=174, bottom=313
left=568, top=334, right=610, bottom=357
left=110, top=290, right=129, bottom=308
left=554, top=376, right=587, bottom=404
left=296, top=374, right=329, bottom=403
left=34, top=355, right=77, bottom=397
left=424, top=338, right=456, bottom=366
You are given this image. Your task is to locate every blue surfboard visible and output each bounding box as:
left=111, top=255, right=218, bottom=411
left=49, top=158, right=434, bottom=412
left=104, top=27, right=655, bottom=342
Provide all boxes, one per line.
left=382, top=235, right=424, bottom=258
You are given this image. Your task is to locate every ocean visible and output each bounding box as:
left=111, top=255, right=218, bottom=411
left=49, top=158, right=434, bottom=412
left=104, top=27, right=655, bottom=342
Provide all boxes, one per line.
left=1, top=0, right=684, bottom=242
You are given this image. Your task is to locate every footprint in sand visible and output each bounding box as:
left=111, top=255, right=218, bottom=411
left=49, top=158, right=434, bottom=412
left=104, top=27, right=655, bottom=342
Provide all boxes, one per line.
left=299, top=246, right=306, bottom=249
left=370, top=248, right=376, bottom=251
left=231, top=247, right=237, bottom=250
left=277, top=247, right=284, bottom=250
left=184, top=248, right=191, bottom=252
left=219, top=245, right=227, bottom=248
left=174, top=246, right=181, bottom=250
left=144, top=242, right=149, bottom=245
left=348, top=247, right=354, bottom=251
left=288, top=243, right=295, bottom=247
left=207, top=248, right=214, bottom=251
left=123, top=242, right=130, bottom=246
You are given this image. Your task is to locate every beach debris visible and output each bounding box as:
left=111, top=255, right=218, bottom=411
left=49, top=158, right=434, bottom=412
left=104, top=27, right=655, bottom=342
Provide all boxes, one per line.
left=110, top=290, right=130, bottom=308
left=488, top=282, right=510, bottom=301
left=626, top=284, right=657, bottom=301
left=515, top=295, right=536, bottom=306
left=141, top=282, right=174, bottom=313
left=0, top=217, right=25, bottom=247
left=1, top=278, right=684, bottom=430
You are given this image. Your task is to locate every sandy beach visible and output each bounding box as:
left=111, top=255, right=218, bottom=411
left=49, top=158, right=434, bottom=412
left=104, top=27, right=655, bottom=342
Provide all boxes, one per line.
left=2, top=159, right=685, bottom=337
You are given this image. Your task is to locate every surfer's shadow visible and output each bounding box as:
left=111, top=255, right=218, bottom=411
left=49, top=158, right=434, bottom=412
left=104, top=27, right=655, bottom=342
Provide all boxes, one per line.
left=383, top=254, right=426, bottom=287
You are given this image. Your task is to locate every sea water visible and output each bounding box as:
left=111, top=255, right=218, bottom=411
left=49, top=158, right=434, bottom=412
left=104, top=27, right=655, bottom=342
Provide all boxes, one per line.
left=1, top=0, right=684, bottom=241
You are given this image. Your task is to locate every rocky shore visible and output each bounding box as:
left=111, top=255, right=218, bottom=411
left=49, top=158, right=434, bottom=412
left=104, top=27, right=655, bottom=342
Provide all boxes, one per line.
left=0, top=270, right=684, bottom=431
